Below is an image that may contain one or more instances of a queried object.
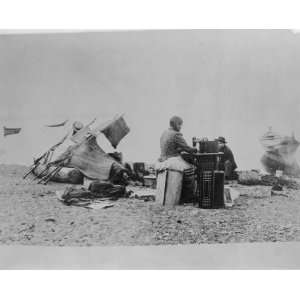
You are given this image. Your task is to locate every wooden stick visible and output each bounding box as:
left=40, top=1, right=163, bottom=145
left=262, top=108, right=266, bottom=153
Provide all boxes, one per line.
left=38, top=164, right=62, bottom=184
left=33, top=164, right=51, bottom=181
left=43, top=166, right=63, bottom=185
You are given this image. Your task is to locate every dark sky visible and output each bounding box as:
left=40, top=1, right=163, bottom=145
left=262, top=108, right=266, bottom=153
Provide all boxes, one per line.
left=1, top=30, right=300, bottom=168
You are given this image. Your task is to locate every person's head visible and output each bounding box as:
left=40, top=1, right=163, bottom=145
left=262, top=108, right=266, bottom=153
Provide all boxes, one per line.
left=72, top=121, right=84, bottom=135
left=169, top=116, right=183, bottom=132
left=216, top=136, right=227, bottom=149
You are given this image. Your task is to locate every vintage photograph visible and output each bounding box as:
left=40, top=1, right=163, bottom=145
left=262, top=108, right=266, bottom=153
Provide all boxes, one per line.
left=1, top=30, right=300, bottom=247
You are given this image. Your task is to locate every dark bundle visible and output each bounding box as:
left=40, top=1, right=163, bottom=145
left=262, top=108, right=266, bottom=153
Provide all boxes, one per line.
left=60, top=183, right=128, bottom=207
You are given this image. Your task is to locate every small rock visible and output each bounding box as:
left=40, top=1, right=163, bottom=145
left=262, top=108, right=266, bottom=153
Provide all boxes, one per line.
left=45, top=218, right=56, bottom=223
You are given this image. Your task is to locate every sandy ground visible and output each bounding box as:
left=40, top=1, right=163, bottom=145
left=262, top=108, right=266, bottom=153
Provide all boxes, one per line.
left=0, top=164, right=300, bottom=246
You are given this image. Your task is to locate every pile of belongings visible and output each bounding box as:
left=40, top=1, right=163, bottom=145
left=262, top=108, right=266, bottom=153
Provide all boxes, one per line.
left=259, top=127, right=300, bottom=177
left=56, top=182, right=129, bottom=209
left=123, top=162, right=153, bottom=185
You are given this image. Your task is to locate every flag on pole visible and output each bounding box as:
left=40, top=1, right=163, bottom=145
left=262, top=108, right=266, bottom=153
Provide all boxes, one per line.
left=99, top=115, right=130, bottom=148
left=3, top=126, right=21, bottom=137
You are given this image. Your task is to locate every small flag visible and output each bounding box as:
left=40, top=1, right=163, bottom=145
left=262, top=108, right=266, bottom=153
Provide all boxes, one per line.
left=3, top=126, right=21, bottom=137
left=45, top=120, right=68, bottom=127
left=100, top=115, right=130, bottom=148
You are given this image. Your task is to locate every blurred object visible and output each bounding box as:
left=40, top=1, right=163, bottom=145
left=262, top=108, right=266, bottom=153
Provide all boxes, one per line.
left=88, top=181, right=126, bottom=197
left=45, top=120, right=68, bottom=127
left=239, top=186, right=271, bottom=198
left=34, top=164, right=83, bottom=184
left=129, top=188, right=156, bottom=201
left=271, top=183, right=283, bottom=191
left=129, top=162, right=147, bottom=183
left=238, top=170, right=300, bottom=189
left=145, top=163, right=156, bottom=175
left=109, top=162, right=129, bottom=185
left=108, top=152, right=123, bottom=163
left=192, top=137, right=218, bottom=153
left=260, top=127, right=300, bottom=177
left=224, top=187, right=240, bottom=207
left=238, top=170, right=262, bottom=185
left=261, top=174, right=300, bottom=189
left=143, top=174, right=157, bottom=188
left=3, top=126, right=21, bottom=137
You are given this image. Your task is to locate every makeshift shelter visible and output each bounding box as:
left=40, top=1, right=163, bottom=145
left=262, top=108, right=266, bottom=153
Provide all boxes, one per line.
left=57, top=136, right=118, bottom=181
left=260, top=127, right=300, bottom=177
left=27, top=115, right=130, bottom=184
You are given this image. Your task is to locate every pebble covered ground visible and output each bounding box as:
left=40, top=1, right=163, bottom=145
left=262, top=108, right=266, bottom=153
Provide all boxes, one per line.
left=0, top=164, right=300, bottom=246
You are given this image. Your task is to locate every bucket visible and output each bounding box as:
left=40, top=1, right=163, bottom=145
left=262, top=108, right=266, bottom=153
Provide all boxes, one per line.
left=155, top=168, right=183, bottom=207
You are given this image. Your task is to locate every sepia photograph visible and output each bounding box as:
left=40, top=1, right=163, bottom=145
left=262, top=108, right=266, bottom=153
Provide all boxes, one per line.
left=1, top=30, right=300, bottom=267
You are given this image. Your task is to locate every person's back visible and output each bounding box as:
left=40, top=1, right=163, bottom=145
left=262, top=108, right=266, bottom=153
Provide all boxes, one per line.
left=160, top=128, right=181, bottom=161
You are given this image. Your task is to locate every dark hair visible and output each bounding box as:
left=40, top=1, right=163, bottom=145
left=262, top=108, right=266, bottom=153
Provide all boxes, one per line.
left=170, top=116, right=183, bottom=129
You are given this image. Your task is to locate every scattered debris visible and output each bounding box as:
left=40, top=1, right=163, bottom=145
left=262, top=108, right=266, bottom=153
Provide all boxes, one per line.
left=271, top=190, right=288, bottom=197
left=87, top=202, right=115, bottom=210
left=239, top=186, right=272, bottom=198
left=129, top=188, right=156, bottom=202
left=143, top=175, right=157, bottom=188
left=271, top=184, right=283, bottom=191
left=224, top=187, right=240, bottom=207
left=238, top=170, right=261, bottom=185
left=45, top=218, right=56, bottom=223
left=238, top=170, right=300, bottom=190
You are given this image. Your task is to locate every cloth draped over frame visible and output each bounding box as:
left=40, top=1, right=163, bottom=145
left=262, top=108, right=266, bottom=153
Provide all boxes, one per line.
left=57, top=136, right=122, bottom=181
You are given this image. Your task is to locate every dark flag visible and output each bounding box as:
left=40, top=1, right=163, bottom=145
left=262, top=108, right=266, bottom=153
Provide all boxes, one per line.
left=3, top=126, right=21, bottom=137
left=45, top=120, right=68, bottom=127
left=100, top=115, right=130, bottom=148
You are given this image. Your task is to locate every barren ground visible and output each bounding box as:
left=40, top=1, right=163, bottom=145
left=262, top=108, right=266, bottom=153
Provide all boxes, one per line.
left=0, top=164, right=300, bottom=246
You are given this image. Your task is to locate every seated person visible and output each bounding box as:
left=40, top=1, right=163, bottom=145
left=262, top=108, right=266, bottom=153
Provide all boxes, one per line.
left=216, top=136, right=238, bottom=180
left=158, top=116, right=197, bottom=203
